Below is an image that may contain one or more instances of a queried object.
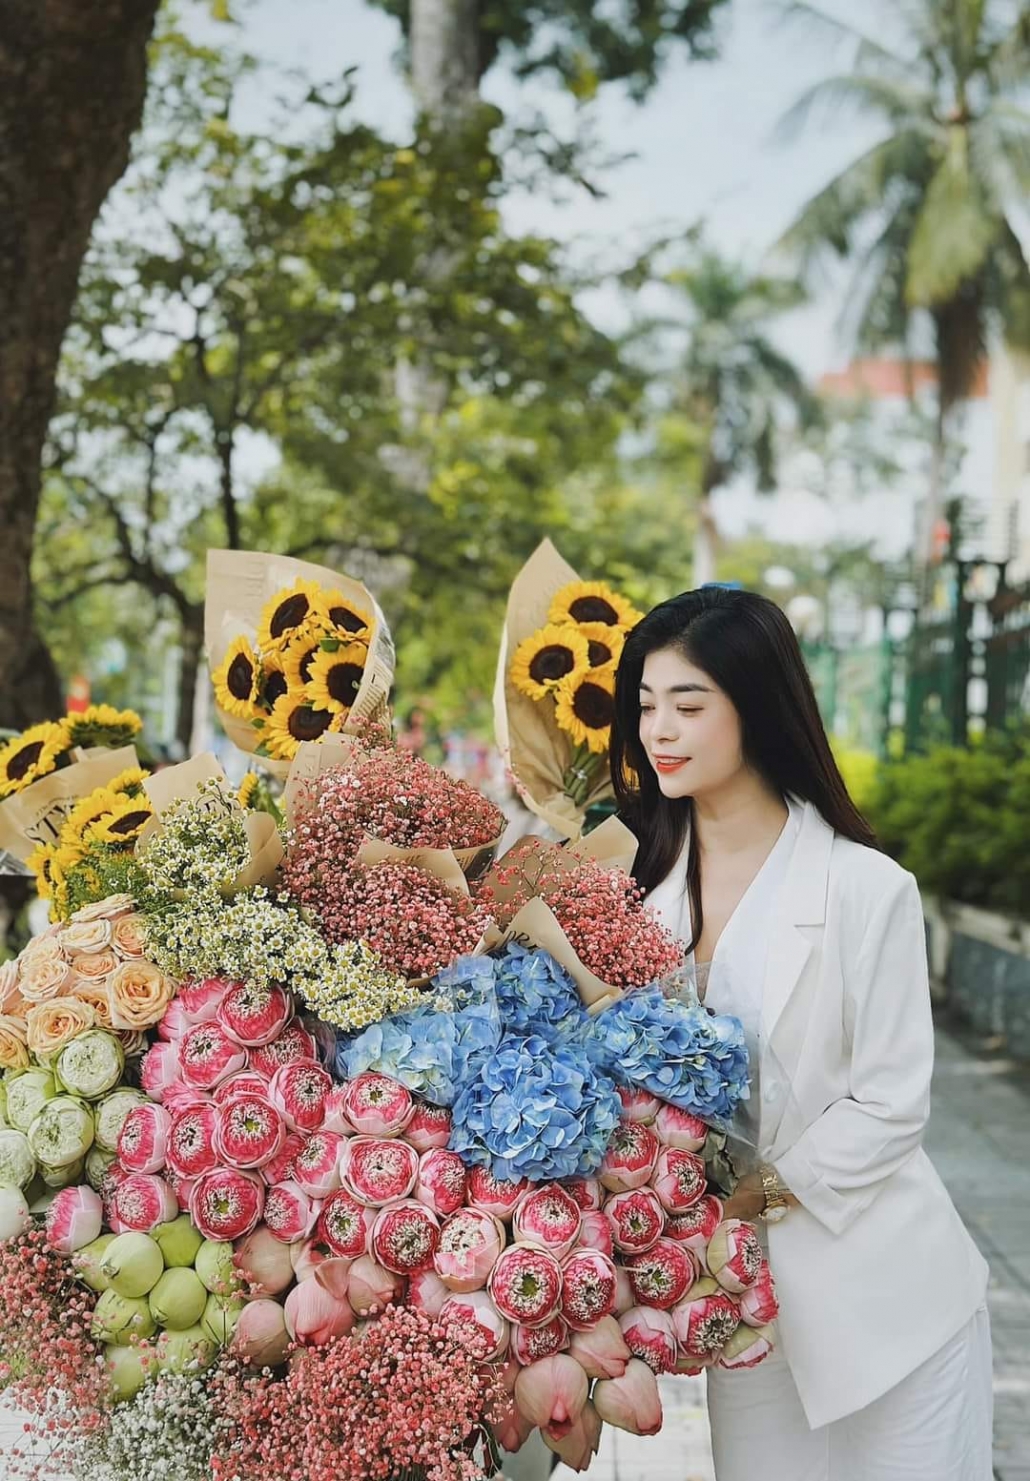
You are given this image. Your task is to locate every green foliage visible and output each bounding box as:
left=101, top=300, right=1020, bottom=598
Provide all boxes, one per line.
left=831, top=743, right=880, bottom=811
left=866, top=728, right=1030, bottom=917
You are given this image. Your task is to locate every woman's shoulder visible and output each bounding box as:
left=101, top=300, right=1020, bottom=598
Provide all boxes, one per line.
left=826, top=829, right=919, bottom=914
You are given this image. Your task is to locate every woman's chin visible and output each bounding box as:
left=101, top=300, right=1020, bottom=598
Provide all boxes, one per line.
left=656, top=770, right=693, bottom=799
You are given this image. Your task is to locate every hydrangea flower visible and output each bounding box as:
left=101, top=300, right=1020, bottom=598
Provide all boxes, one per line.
left=449, top=1032, right=621, bottom=1183
left=492, top=942, right=589, bottom=1045
left=585, top=986, right=750, bottom=1128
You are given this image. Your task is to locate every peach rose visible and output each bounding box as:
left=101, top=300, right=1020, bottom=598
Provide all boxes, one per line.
left=117, top=1030, right=149, bottom=1058
left=20, top=933, right=65, bottom=968
left=70, top=894, right=136, bottom=924
left=70, top=980, right=115, bottom=1030
left=0, top=959, right=19, bottom=1009
left=18, top=955, right=72, bottom=1003
left=111, top=915, right=148, bottom=960
left=108, top=961, right=176, bottom=1031
left=71, top=949, right=119, bottom=983
left=26, top=999, right=96, bottom=1058
left=60, top=919, right=113, bottom=955
left=0, top=1015, right=29, bottom=1071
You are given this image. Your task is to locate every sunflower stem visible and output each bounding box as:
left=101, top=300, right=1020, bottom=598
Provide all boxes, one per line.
left=562, top=744, right=602, bottom=807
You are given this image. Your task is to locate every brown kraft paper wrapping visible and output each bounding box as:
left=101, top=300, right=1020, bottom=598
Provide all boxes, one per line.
left=0, top=746, right=141, bottom=865
left=139, top=752, right=283, bottom=890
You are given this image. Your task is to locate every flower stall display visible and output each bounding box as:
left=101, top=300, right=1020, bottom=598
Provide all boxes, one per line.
left=495, top=538, right=644, bottom=838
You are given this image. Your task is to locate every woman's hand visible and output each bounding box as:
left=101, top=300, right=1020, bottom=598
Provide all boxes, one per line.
left=722, top=1170, right=766, bottom=1223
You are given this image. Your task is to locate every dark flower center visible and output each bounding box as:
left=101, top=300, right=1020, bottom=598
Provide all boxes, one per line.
left=227, top=653, right=255, bottom=700
left=270, top=593, right=310, bottom=640
left=327, top=662, right=364, bottom=705
left=569, top=596, right=619, bottom=624
left=264, top=671, right=288, bottom=706
left=298, top=645, right=319, bottom=683
left=7, top=741, right=44, bottom=781
left=529, top=644, right=576, bottom=685
left=572, top=681, right=613, bottom=731
left=587, top=639, right=613, bottom=667
left=288, top=706, right=334, bottom=742
left=329, top=605, right=367, bottom=633
left=108, top=809, right=151, bottom=837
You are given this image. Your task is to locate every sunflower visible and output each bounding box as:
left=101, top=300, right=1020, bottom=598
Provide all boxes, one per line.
left=576, top=621, right=626, bottom=671
left=0, top=721, right=69, bottom=799
left=212, top=636, right=261, bottom=720
left=106, top=767, right=150, bottom=797
left=257, top=650, right=289, bottom=712
left=548, top=580, right=643, bottom=631
left=554, top=663, right=616, bottom=754
left=263, top=695, right=337, bottom=761
left=281, top=623, right=335, bottom=693
left=510, top=624, right=590, bottom=703
left=62, top=787, right=121, bottom=846
left=26, top=843, right=58, bottom=900
left=315, top=588, right=373, bottom=639
left=85, top=794, right=153, bottom=848
left=237, top=773, right=259, bottom=809
left=257, top=578, right=325, bottom=651
left=305, top=642, right=369, bottom=715
left=64, top=705, right=142, bottom=751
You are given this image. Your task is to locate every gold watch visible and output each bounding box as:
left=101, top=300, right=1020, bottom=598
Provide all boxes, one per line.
left=758, top=1164, right=789, bottom=1224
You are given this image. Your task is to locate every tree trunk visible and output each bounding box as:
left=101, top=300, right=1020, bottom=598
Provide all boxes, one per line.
left=175, top=612, right=205, bottom=758
left=410, top=0, right=480, bottom=122
left=692, top=493, right=719, bottom=587
left=0, top=0, right=161, bottom=729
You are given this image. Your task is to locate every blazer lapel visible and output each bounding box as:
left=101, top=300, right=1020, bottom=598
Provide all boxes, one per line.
left=760, top=800, right=833, bottom=1047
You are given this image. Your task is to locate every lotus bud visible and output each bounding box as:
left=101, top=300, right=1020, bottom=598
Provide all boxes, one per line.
left=152, top=1213, right=204, bottom=1269
left=45, top=1183, right=103, bottom=1253
left=194, top=1237, right=241, bottom=1295
left=603, top=1187, right=665, bottom=1254
left=105, top=1343, right=154, bottom=1401
left=27, top=1096, right=94, bottom=1169
left=232, top=1298, right=291, bottom=1366
left=542, top=1399, right=603, bottom=1472
left=85, top=1145, right=118, bottom=1193
left=5, top=1068, right=57, bottom=1131
left=262, top=1129, right=308, bottom=1185
left=101, top=1231, right=165, bottom=1297
left=599, top=1121, right=659, bottom=1194
left=618, top=1306, right=678, bottom=1373
left=217, top=981, right=292, bottom=1047
left=264, top=1180, right=320, bottom=1243
left=492, top=1396, right=536, bottom=1455
left=212, top=1071, right=271, bottom=1108
left=650, top=1146, right=706, bottom=1215
left=340, top=1071, right=414, bottom=1137
left=408, top=1267, right=452, bottom=1318
left=415, top=1148, right=467, bottom=1217
left=179, top=1022, right=247, bottom=1091
left=284, top=1276, right=355, bottom=1346
left=95, top=1087, right=149, bottom=1152
left=346, top=1253, right=404, bottom=1316
left=177, top=977, right=230, bottom=1024
left=91, top=1288, right=157, bottom=1344
left=56, top=1029, right=125, bottom=1100
left=404, top=1102, right=451, bottom=1152
left=112, top=1173, right=178, bottom=1233
left=317, top=1188, right=375, bottom=1259
left=665, top=1194, right=724, bottom=1255
left=0, top=1128, right=36, bottom=1189
left=38, top=1154, right=86, bottom=1189
left=511, top=1312, right=569, bottom=1365
left=142, top=1037, right=181, bottom=1100
left=513, top=1352, right=588, bottom=1439
left=247, top=1021, right=317, bottom=1079
left=465, top=1165, right=529, bottom=1221
left=489, top=1244, right=563, bottom=1327
left=513, top=1183, right=582, bottom=1260
left=190, top=1168, right=264, bottom=1243
left=214, top=1093, right=286, bottom=1171
left=268, top=1061, right=332, bottom=1134
left=342, top=1135, right=418, bottom=1206
left=371, top=1199, right=440, bottom=1275
left=117, top=1103, right=172, bottom=1176
left=625, top=1237, right=696, bottom=1310
left=201, top=1291, right=245, bottom=1346
left=156, top=1000, right=191, bottom=1042
left=292, top=1130, right=344, bottom=1200
left=148, top=1267, right=208, bottom=1330
left=73, top=1232, right=116, bottom=1291
left=561, top=1249, right=618, bottom=1331
left=233, top=1224, right=297, bottom=1296
left=155, top=1324, right=217, bottom=1374
left=573, top=1209, right=615, bottom=1259
left=434, top=1207, right=505, bottom=1293
left=166, top=1103, right=220, bottom=1180
left=311, top=1255, right=352, bottom=1301
left=0, top=1184, right=30, bottom=1243
left=671, top=1279, right=740, bottom=1358
left=563, top=1177, right=603, bottom=1212
left=439, top=1289, right=510, bottom=1361
left=568, top=1314, right=631, bottom=1379
left=593, top=1357, right=663, bottom=1436
left=653, top=1103, right=708, bottom=1151
left=719, top=1321, right=775, bottom=1370
left=706, top=1218, right=763, bottom=1293
left=616, top=1086, right=661, bottom=1124
left=740, top=1260, right=779, bottom=1326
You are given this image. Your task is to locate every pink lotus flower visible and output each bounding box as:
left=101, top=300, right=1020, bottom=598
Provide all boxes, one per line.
left=671, top=1278, right=741, bottom=1358
left=212, top=1071, right=271, bottom=1107
left=599, top=1120, right=660, bottom=1193
left=217, top=981, right=292, bottom=1047
left=542, top=1400, right=602, bottom=1472
left=653, top=1103, right=708, bottom=1151
left=511, top=1312, right=569, bottom=1364
left=189, top=1167, right=265, bottom=1242
left=166, top=1168, right=196, bottom=1215
left=561, top=1249, right=618, bottom=1331
left=307, top=1252, right=353, bottom=1300
left=346, top=1253, right=405, bottom=1316
left=573, top=1210, right=615, bottom=1258
left=45, top=1184, right=103, bottom=1253
left=318, top=1188, right=375, bottom=1259
left=613, top=1264, right=634, bottom=1315
left=466, top=1165, right=529, bottom=1221
left=415, top=1148, right=467, bottom=1217
left=233, top=1297, right=291, bottom=1366
left=408, top=1266, right=451, bottom=1318
left=563, top=1177, right=602, bottom=1212
left=263, top=1180, right=320, bottom=1242
left=268, top=1061, right=333, bottom=1134
left=341, top=1136, right=418, bottom=1207
left=513, top=1183, right=582, bottom=1259
left=179, top=1022, right=247, bottom=1090
left=112, top=1173, right=179, bottom=1232
left=513, top=1352, right=588, bottom=1439
left=618, top=1306, right=678, bottom=1373
left=117, top=1103, right=172, bottom=1176
left=439, top=1289, right=510, bottom=1360
left=616, top=1086, right=661, bottom=1124
left=292, top=1130, right=345, bottom=1199
left=162, top=1083, right=212, bottom=1115
left=139, top=1040, right=182, bottom=1102
left=568, top=1314, right=631, bottom=1379
left=371, top=1199, right=441, bottom=1275
left=321, top=1086, right=355, bottom=1136
left=262, top=1129, right=309, bottom=1185
left=215, top=1094, right=286, bottom=1170
left=489, top=1244, right=563, bottom=1327
left=650, top=1146, right=706, bottom=1214
left=664, top=1194, right=724, bottom=1255
left=593, top=1357, right=663, bottom=1436
left=740, top=1260, right=779, bottom=1326
left=433, top=1207, right=505, bottom=1292
left=156, top=999, right=191, bottom=1042
left=706, top=1219, right=763, bottom=1293
left=625, top=1237, right=696, bottom=1310
left=405, top=1101, right=452, bottom=1153
left=233, top=1225, right=297, bottom=1296
left=604, top=1187, right=665, bottom=1254
left=248, top=1021, right=318, bottom=1077
left=719, top=1321, right=775, bottom=1369
left=166, top=1103, right=220, bottom=1180
left=284, top=1275, right=355, bottom=1347
left=341, top=1072, right=414, bottom=1137
left=179, top=977, right=232, bottom=1023
left=493, top=1395, right=536, bottom=1456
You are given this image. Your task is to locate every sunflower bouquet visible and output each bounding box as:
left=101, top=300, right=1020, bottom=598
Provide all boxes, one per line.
left=0, top=707, right=142, bottom=803
left=496, top=540, right=643, bottom=839
left=26, top=766, right=154, bottom=920
left=206, top=550, right=395, bottom=775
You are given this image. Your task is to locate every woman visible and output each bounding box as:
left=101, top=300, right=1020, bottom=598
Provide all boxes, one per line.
left=611, top=587, right=991, bottom=1481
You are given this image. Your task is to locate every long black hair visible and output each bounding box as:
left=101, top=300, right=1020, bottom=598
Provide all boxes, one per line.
left=611, top=586, right=878, bottom=953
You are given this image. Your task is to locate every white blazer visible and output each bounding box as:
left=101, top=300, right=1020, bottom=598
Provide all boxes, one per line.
left=647, top=799, right=988, bottom=1428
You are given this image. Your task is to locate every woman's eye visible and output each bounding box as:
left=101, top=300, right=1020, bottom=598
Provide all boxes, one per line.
left=677, top=707, right=700, bottom=716
left=639, top=703, right=654, bottom=713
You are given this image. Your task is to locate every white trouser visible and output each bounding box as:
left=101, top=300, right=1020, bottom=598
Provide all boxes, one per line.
left=707, top=1304, right=993, bottom=1481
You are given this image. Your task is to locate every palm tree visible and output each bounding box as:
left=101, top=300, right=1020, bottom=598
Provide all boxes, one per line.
left=776, top=0, right=1030, bottom=564
left=653, top=245, right=819, bottom=586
